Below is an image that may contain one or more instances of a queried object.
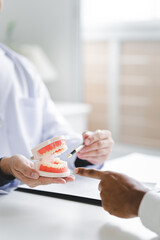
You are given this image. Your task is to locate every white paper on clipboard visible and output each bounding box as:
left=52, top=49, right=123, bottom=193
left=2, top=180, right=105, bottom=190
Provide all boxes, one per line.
left=103, top=153, right=160, bottom=187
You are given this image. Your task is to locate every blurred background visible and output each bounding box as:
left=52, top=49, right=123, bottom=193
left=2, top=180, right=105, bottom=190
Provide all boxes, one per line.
left=0, top=0, right=160, bottom=157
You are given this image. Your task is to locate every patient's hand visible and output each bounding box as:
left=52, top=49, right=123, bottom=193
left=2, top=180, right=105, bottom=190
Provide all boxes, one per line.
left=0, top=155, right=74, bottom=187
left=75, top=168, right=148, bottom=218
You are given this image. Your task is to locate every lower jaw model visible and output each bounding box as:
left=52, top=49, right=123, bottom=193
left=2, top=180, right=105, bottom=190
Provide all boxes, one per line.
left=31, top=136, right=70, bottom=178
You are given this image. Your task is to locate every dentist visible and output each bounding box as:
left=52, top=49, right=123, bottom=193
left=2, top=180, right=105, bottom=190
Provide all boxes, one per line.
left=0, top=0, right=114, bottom=194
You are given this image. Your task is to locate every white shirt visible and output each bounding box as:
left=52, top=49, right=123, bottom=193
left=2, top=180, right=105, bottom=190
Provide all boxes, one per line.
left=0, top=43, right=101, bottom=194
left=139, top=190, right=160, bottom=235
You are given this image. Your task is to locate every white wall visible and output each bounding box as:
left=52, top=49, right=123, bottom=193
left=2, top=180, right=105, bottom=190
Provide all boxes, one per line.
left=0, top=0, right=82, bottom=102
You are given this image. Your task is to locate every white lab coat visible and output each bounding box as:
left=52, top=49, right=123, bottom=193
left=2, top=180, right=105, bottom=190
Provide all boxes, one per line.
left=139, top=190, right=160, bottom=235
left=0, top=43, right=101, bottom=193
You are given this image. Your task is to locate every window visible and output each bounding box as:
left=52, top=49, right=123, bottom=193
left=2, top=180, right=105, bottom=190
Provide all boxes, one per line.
left=81, top=0, right=160, bottom=29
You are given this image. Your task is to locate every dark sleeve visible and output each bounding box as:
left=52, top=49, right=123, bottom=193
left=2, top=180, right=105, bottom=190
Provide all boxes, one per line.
left=0, top=157, right=15, bottom=187
left=75, top=157, right=94, bottom=168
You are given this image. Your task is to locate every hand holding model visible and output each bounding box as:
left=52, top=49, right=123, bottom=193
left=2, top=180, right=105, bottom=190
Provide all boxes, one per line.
left=75, top=168, right=148, bottom=218
left=77, top=130, right=114, bottom=165
left=0, top=155, right=74, bottom=188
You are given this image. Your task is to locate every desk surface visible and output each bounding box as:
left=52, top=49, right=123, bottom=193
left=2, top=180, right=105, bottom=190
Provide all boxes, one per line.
left=0, top=190, right=158, bottom=240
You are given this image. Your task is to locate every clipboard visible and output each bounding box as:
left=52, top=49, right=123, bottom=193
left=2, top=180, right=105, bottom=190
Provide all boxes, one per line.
left=16, top=175, right=102, bottom=206
left=16, top=187, right=102, bottom=206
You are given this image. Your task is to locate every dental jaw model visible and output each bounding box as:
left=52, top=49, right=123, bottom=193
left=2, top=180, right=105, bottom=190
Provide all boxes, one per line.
left=32, top=136, right=70, bottom=178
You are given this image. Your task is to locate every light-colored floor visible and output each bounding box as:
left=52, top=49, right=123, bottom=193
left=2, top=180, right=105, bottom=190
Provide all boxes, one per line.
left=108, top=142, right=160, bottom=160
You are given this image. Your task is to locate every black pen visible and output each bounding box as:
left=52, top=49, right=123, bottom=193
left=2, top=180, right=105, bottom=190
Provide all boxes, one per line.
left=67, top=144, right=85, bottom=158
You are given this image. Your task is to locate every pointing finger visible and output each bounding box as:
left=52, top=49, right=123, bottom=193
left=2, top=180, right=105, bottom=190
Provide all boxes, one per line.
left=74, top=167, right=105, bottom=180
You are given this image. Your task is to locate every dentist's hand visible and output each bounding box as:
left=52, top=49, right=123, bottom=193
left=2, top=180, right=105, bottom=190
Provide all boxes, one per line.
left=0, top=155, right=74, bottom=187
left=75, top=168, right=148, bottom=218
left=77, top=130, right=114, bottom=165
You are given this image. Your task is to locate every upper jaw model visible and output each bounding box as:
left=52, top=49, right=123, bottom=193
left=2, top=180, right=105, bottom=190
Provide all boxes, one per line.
left=31, top=136, right=70, bottom=178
